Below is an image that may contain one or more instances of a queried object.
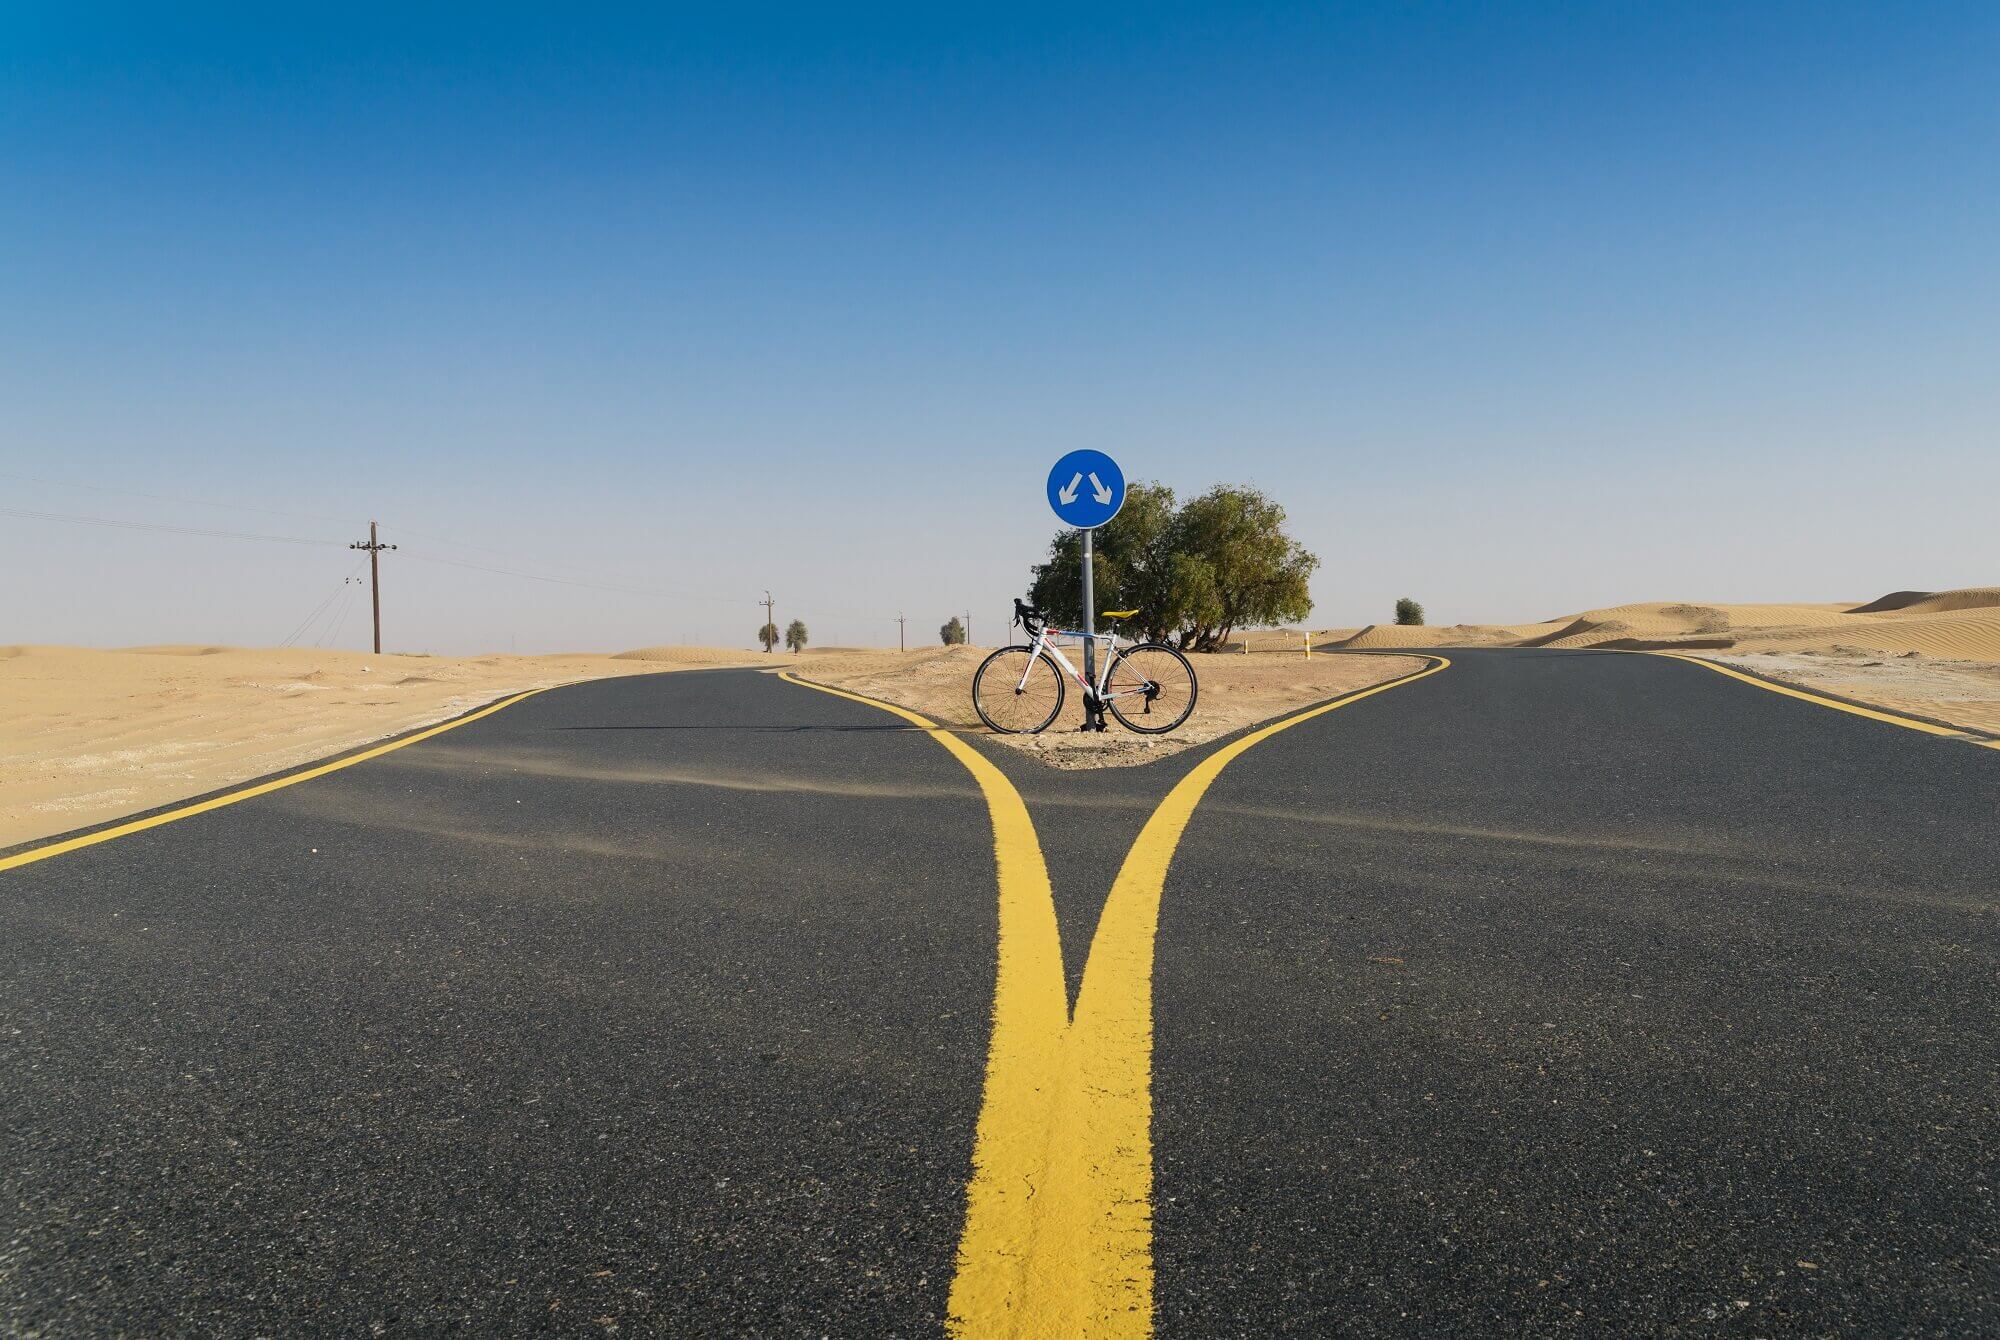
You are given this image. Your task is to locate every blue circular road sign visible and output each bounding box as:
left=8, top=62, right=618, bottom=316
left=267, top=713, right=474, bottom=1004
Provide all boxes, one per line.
left=1046, top=449, right=1126, bottom=529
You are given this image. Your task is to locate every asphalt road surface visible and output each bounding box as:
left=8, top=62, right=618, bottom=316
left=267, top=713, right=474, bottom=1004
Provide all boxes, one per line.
left=2, top=650, right=1994, bottom=1336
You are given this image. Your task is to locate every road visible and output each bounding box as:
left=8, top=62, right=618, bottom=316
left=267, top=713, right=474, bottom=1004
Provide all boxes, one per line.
left=2, top=650, right=1994, bottom=1335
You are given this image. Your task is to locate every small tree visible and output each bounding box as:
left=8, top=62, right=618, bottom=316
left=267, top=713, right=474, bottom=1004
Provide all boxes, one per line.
left=784, top=619, right=809, bottom=652
left=940, top=616, right=967, bottom=645
left=1031, top=482, right=1316, bottom=652
left=757, top=621, right=781, bottom=651
left=1167, top=486, right=1316, bottom=651
left=1394, top=597, right=1425, bottom=626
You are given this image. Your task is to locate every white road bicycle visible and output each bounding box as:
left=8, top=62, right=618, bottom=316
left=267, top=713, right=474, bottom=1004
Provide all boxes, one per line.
left=972, top=598, right=1198, bottom=735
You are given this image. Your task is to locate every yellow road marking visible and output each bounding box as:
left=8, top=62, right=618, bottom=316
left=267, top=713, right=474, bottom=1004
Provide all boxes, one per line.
left=0, top=687, right=557, bottom=874
left=784, top=658, right=1449, bottom=1336
left=1650, top=652, right=1984, bottom=742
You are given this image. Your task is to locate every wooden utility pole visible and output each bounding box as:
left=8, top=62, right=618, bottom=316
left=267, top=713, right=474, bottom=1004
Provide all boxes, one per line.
left=349, top=521, right=397, bottom=654
left=965, top=610, right=972, bottom=647
left=762, top=591, right=775, bottom=652
left=897, top=612, right=906, bottom=651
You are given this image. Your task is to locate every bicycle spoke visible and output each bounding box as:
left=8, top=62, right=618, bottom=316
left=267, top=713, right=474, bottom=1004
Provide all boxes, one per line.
left=974, top=648, right=1065, bottom=733
left=1104, top=644, right=1197, bottom=733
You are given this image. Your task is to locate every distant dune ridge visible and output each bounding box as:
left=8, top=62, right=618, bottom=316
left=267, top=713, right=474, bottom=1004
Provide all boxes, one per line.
left=1319, top=587, right=2000, bottom=660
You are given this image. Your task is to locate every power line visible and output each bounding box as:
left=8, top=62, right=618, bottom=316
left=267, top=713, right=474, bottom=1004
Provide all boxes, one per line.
left=1, top=507, right=345, bottom=548
left=321, top=583, right=358, bottom=649
left=1, top=467, right=718, bottom=589
left=0, top=470, right=365, bottom=529
left=280, top=588, right=342, bottom=649
left=375, top=522, right=576, bottom=568
left=398, top=551, right=762, bottom=608
left=278, top=559, right=367, bottom=647
left=4, top=504, right=754, bottom=605
left=279, top=588, right=341, bottom=649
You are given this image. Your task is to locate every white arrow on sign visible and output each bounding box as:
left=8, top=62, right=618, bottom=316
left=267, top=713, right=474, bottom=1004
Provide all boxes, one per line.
left=1088, top=472, right=1113, bottom=505
left=1057, top=472, right=1083, bottom=505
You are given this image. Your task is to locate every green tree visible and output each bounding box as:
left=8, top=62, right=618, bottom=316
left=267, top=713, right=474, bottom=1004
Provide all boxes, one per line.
left=1027, top=482, right=1317, bottom=652
left=940, top=616, right=967, bottom=645
left=1166, top=486, right=1316, bottom=650
left=1394, top=597, right=1425, bottom=626
left=784, top=619, right=809, bottom=652
left=757, top=621, right=781, bottom=651
left=1028, top=482, right=1180, bottom=641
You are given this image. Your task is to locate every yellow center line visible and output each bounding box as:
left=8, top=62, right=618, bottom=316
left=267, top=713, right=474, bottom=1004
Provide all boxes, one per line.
left=782, top=658, right=1450, bottom=1336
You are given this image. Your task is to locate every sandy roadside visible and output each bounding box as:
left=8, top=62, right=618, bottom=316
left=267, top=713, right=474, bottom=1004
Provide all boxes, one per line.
left=1703, top=650, right=2000, bottom=737
left=792, top=645, right=1430, bottom=768
left=0, top=644, right=785, bottom=849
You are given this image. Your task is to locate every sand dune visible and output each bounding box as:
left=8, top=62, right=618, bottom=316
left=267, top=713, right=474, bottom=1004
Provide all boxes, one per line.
left=1335, top=622, right=1523, bottom=649
left=1876, top=587, right=2000, bottom=616
left=1847, top=590, right=1935, bottom=614
left=612, top=645, right=791, bottom=663
left=1323, top=589, right=2000, bottom=656
left=1726, top=608, right=2000, bottom=659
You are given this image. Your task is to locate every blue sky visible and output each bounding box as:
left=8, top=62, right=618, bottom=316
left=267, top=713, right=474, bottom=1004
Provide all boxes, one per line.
left=3, top=3, right=1995, bottom=652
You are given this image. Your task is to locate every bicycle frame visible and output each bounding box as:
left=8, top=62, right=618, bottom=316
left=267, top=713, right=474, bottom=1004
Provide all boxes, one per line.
left=1018, top=626, right=1151, bottom=707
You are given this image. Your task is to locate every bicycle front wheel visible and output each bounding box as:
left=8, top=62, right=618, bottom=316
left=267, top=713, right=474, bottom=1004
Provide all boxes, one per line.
left=1104, top=642, right=1198, bottom=734
left=973, top=646, right=1066, bottom=734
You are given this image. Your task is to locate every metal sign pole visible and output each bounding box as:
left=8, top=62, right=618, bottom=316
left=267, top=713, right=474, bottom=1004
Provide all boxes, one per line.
left=1044, top=448, right=1124, bottom=733
left=1081, top=527, right=1102, bottom=730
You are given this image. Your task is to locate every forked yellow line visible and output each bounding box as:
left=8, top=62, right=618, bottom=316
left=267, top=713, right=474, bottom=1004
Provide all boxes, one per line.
left=782, top=657, right=1450, bottom=1336
left=0, top=686, right=557, bottom=874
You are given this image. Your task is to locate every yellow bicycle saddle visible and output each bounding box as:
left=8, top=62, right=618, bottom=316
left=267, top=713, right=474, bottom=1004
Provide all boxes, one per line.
left=1102, top=608, right=1140, bottom=619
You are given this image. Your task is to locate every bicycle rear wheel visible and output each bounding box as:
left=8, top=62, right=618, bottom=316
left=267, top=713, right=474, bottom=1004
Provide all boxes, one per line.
left=1104, top=642, right=1197, bottom=734
left=973, top=646, right=1066, bottom=734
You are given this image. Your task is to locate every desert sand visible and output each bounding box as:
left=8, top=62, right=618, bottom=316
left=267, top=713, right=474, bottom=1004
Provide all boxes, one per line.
left=793, top=645, right=1429, bottom=768
left=0, top=644, right=781, bottom=848
left=1307, top=587, right=2000, bottom=736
